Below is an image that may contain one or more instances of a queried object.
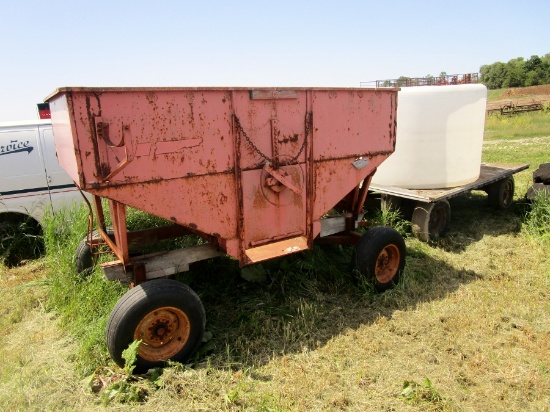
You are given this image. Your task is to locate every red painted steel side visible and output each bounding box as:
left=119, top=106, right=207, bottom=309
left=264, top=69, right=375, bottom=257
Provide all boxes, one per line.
left=46, top=87, right=398, bottom=266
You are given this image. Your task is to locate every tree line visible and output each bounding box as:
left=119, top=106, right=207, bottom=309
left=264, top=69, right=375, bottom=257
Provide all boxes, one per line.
left=480, top=53, right=550, bottom=89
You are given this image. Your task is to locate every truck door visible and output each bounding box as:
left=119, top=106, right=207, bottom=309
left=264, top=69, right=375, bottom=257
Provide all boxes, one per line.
left=0, top=125, right=49, bottom=207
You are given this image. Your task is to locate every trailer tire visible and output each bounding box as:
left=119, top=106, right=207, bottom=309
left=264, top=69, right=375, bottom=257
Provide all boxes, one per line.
left=75, top=227, right=114, bottom=274
left=106, top=279, right=206, bottom=374
left=411, top=200, right=451, bottom=242
left=354, top=226, right=406, bottom=292
left=487, top=176, right=515, bottom=210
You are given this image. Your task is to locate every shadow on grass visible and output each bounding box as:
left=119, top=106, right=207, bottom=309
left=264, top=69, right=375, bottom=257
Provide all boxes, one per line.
left=175, top=240, right=482, bottom=373
left=435, top=191, right=527, bottom=252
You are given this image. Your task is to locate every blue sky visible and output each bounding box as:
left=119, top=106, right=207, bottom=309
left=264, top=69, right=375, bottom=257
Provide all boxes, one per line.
left=1, top=0, right=549, bottom=121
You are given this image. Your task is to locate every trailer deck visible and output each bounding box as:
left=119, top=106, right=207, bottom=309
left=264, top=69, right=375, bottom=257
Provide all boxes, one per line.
left=369, top=162, right=530, bottom=242
left=370, top=163, right=529, bottom=203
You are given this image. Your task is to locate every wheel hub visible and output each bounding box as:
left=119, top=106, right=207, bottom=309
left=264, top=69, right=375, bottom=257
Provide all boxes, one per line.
left=375, top=244, right=400, bottom=284
left=134, top=307, right=191, bottom=361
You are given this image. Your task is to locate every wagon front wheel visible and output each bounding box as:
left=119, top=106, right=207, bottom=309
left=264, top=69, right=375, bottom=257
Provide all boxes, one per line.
left=106, top=279, right=206, bottom=374
left=354, top=226, right=406, bottom=292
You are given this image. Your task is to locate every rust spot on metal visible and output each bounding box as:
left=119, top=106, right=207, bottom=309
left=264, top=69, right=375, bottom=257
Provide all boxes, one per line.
left=99, top=162, right=111, bottom=177
left=278, top=134, right=299, bottom=144
left=188, top=223, right=197, bottom=229
left=252, top=187, right=268, bottom=209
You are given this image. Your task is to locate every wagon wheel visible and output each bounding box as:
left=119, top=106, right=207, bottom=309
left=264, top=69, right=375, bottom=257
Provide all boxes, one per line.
left=353, top=226, right=406, bottom=292
left=380, top=194, right=415, bottom=220
left=487, top=176, right=515, bottom=210
left=411, top=200, right=451, bottom=242
left=75, top=227, right=114, bottom=274
left=106, top=279, right=206, bottom=374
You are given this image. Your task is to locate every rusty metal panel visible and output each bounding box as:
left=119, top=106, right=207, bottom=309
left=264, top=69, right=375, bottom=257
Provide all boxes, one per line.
left=241, top=165, right=306, bottom=249
left=311, top=89, right=396, bottom=160
left=47, top=87, right=398, bottom=266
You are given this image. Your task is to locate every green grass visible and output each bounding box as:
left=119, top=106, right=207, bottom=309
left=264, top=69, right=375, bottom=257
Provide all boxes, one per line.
left=485, top=110, right=550, bottom=140
left=524, top=191, right=550, bottom=240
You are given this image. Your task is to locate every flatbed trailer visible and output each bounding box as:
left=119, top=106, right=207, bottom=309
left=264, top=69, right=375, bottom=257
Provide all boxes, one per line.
left=369, top=162, right=530, bottom=241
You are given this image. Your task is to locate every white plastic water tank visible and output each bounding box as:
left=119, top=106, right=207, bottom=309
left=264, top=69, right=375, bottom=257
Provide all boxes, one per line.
left=372, top=84, right=487, bottom=189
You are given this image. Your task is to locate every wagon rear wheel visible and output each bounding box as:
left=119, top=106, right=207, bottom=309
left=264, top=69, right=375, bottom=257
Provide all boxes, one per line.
left=487, top=176, right=515, bottom=210
left=106, top=279, right=206, bottom=374
left=354, top=226, right=406, bottom=292
left=411, top=200, right=451, bottom=242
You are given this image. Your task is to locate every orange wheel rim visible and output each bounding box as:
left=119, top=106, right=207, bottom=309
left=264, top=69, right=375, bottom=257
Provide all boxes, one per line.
left=375, top=244, right=400, bottom=284
left=134, top=307, right=191, bottom=362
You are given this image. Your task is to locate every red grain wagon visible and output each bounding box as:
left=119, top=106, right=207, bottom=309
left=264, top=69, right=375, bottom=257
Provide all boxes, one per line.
left=46, top=87, right=404, bottom=372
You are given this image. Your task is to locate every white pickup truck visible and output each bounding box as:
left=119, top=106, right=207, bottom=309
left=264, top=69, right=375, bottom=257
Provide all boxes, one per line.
left=0, top=116, right=83, bottom=265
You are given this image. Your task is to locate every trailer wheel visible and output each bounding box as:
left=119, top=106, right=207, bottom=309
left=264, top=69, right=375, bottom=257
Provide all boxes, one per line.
left=354, top=226, right=406, bottom=292
left=487, top=176, right=515, bottom=210
left=75, top=227, right=114, bottom=274
left=411, top=200, right=451, bottom=242
left=106, top=279, right=205, bottom=374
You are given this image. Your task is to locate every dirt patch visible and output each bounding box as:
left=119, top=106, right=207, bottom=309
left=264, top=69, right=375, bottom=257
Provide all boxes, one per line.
left=487, top=84, right=550, bottom=111
left=500, top=84, right=550, bottom=97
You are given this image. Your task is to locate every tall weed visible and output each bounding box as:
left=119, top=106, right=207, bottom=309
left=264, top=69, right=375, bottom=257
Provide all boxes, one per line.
left=523, top=191, right=550, bottom=241
left=42, top=205, right=125, bottom=375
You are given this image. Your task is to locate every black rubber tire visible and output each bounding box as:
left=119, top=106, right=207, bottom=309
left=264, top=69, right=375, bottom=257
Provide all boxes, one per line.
left=106, top=279, right=206, bottom=374
left=381, top=194, right=415, bottom=220
left=0, top=216, right=43, bottom=267
left=75, top=227, right=114, bottom=274
left=354, top=226, right=406, bottom=292
left=487, top=176, right=515, bottom=210
left=411, top=200, right=451, bottom=242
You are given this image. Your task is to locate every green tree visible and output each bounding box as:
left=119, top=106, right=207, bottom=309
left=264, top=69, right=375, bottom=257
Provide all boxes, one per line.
left=502, top=57, right=525, bottom=88
left=481, top=62, right=507, bottom=89
left=480, top=53, right=550, bottom=89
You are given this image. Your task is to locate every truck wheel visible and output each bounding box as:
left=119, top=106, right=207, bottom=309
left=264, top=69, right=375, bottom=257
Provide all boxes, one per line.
left=0, top=216, right=43, bottom=267
left=106, top=279, right=206, bottom=374
left=75, top=228, right=114, bottom=274
left=411, top=200, right=451, bottom=242
left=487, top=176, right=515, bottom=210
left=354, top=226, right=406, bottom=292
